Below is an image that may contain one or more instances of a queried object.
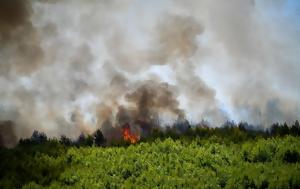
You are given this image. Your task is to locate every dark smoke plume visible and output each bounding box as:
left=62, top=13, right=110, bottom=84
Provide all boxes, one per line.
left=97, top=80, right=185, bottom=142
left=0, top=0, right=44, bottom=75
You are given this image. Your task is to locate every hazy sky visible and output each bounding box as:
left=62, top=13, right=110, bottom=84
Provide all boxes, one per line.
left=0, top=0, right=300, bottom=140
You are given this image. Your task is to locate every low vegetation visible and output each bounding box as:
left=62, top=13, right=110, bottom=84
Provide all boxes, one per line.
left=0, top=121, right=300, bottom=188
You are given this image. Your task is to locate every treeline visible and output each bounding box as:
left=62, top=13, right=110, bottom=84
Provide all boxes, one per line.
left=15, top=120, right=300, bottom=148
left=18, top=129, right=106, bottom=147
left=150, top=120, right=300, bottom=142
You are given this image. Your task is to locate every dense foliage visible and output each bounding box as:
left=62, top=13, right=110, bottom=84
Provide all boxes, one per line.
left=1, top=135, right=300, bottom=188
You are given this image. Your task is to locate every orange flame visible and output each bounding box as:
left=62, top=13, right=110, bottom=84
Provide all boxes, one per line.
left=122, top=125, right=139, bottom=144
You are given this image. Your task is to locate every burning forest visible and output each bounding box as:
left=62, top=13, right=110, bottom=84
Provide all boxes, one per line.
left=0, top=0, right=300, bottom=188
left=122, top=123, right=139, bottom=144
left=0, top=0, right=300, bottom=147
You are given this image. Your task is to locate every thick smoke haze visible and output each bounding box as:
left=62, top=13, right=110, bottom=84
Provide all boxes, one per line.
left=0, top=0, right=299, bottom=146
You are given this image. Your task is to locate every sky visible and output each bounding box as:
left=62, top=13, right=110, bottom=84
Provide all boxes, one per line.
left=0, top=0, right=300, bottom=144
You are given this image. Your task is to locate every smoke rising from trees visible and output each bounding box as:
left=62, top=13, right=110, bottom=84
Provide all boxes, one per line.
left=0, top=0, right=299, bottom=146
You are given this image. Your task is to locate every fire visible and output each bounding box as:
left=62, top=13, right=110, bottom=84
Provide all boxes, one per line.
left=122, top=124, right=139, bottom=144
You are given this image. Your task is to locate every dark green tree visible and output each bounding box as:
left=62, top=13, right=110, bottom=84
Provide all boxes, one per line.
left=31, top=130, right=47, bottom=144
left=60, top=135, right=72, bottom=146
left=291, top=120, right=300, bottom=136
left=94, top=129, right=105, bottom=146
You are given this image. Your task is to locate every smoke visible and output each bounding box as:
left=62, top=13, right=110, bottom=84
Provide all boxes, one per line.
left=0, top=0, right=44, bottom=76
left=147, top=14, right=204, bottom=64
left=124, top=81, right=185, bottom=122
left=146, top=13, right=227, bottom=123
left=0, top=121, right=17, bottom=148
left=96, top=80, right=185, bottom=143
left=172, top=0, right=300, bottom=126
left=0, top=0, right=300, bottom=146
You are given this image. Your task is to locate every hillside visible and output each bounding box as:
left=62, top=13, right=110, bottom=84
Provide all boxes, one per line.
left=1, top=136, right=299, bottom=188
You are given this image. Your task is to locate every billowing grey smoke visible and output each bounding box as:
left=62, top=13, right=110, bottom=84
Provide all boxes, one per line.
left=124, top=81, right=185, bottom=122
left=0, top=0, right=44, bottom=76
left=95, top=80, right=185, bottom=143
left=0, top=0, right=299, bottom=146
